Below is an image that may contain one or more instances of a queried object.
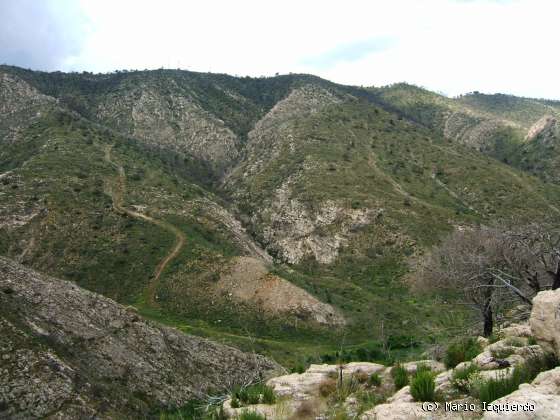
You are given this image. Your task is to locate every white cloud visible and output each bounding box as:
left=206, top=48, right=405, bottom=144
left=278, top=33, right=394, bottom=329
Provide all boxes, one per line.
left=3, top=0, right=558, bottom=99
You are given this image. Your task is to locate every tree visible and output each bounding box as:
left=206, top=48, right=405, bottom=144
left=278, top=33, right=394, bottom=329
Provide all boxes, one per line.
left=417, top=227, right=523, bottom=336
left=417, top=221, right=560, bottom=336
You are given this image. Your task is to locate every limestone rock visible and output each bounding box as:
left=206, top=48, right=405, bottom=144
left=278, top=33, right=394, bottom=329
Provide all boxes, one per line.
left=0, top=257, right=277, bottom=419
left=530, top=289, right=560, bottom=356
left=500, top=323, right=532, bottom=339
left=401, top=360, right=446, bottom=375
left=387, top=385, right=413, bottom=403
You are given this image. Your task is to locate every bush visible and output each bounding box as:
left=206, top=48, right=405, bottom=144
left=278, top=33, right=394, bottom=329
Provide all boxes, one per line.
left=368, top=373, right=382, bottom=387
left=410, top=370, right=436, bottom=402
left=290, top=362, right=306, bottom=374
left=391, top=364, right=409, bottom=390
left=452, top=364, right=480, bottom=392
left=355, top=371, right=370, bottom=384
left=319, top=378, right=337, bottom=397
left=444, top=338, right=481, bottom=368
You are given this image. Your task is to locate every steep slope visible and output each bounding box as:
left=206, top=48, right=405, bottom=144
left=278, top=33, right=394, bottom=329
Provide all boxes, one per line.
left=516, top=116, right=560, bottom=184
left=0, top=256, right=277, bottom=419
left=0, top=72, right=344, bottom=367
left=370, top=84, right=560, bottom=182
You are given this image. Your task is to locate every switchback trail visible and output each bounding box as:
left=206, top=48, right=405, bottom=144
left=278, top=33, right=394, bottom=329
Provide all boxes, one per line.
left=104, top=145, right=186, bottom=306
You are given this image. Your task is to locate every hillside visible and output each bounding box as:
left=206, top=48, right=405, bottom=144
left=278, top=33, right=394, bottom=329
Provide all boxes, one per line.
left=0, top=256, right=277, bottom=418
left=2, top=65, right=560, bottom=371
left=369, top=83, right=560, bottom=182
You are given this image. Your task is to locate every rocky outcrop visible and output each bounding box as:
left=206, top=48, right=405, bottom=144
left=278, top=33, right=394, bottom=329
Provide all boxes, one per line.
left=0, top=257, right=278, bottom=419
left=96, top=86, right=240, bottom=174
left=525, top=115, right=558, bottom=142
left=0, top=72, right=56, bottom=144
left=530, top=289, right=560, bottom=356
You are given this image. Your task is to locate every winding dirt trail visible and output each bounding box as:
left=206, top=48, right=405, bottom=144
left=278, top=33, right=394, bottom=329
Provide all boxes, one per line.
left=104, top=145, right=186, bottom=305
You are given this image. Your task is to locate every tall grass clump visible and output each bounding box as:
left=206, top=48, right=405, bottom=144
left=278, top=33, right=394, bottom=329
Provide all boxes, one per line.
left=472, top=354, right=559, bottom=403
left=391, top=364, right=409, bottom=390
left=444, top=338, right=481, bottom=368
left=410, top=369, right=436, bottom=402
left=239, top=411, right=266, bottom=420
left=232, top=383, right=276, bottom=406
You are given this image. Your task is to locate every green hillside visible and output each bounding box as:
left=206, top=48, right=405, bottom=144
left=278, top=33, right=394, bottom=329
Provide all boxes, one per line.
left=2, top=66, right=560, bottom=368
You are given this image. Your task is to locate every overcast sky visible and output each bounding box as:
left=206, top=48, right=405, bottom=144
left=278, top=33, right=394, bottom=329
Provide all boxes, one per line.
left=1, top=0, right=559, bottom=99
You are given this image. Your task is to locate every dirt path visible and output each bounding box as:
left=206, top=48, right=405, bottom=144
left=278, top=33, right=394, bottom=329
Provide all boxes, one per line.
left=104, top=145, right=186, bottom=305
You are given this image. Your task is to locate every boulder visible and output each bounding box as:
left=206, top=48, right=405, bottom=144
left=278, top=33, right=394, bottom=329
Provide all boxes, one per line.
left=530, top=289, right=560, bottom=356
left=500, top=323, right=533, bottom=339
left=361, top=402, right=427, bottom=419
left=401, top=360, right=446, bottom=375
left=387, top=385, right=413, bottom=403
left=266, top=363, right=386, bottom=401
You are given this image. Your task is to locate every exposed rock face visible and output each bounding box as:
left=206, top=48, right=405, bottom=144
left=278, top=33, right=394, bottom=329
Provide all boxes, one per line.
left=443, top=110, right=507, bottom=151
left=96, top=86, right=239, bottom=174
left=0, top=257, right=278, bottom=419
left=526, top=115, right=558, bottom=142
left=226, top=84, right=343, bottom=181
left=224, top=85, right=369, bottom=265
left=0, top=72, right=55, bottom=144
left=530, top=289, right=560, bottom=356
left=216, top=256, right=345, bottom=326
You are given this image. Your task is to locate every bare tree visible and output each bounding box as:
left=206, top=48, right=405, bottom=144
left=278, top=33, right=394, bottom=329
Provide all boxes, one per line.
left=417, top=221, right=560, bottom=337
left=503, top=221, right=560, bottom=293
left=417, top=227, right=522, bottom=336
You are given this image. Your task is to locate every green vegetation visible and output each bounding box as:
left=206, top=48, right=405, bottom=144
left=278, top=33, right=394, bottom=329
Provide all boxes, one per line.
left=2, top=65, right=560, bottom=374
left=391, top=364, right=409, bottom=390
left=238, top=411, right=266, bottom=420
left=231, top=383, right=276, bottom=406
left=452, top=364, right=480, bottom=393
left=444, top=338, right=482, bottom=368
left=157, top=400, right=227, bottom=420
left=410, top=369, right=436, bottom=402
left=368, top=373, right=382, bottom=387
left=471, top=354, right=559, bottom=403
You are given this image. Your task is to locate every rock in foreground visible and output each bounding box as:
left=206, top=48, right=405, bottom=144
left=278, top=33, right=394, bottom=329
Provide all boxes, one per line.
left=0, top=257, right=278, bottom=419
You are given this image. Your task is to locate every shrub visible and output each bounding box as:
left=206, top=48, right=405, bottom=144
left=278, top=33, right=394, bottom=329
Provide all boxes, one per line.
left=239, top=411, right=266, bottom=420
left=355, top=371, right=370, bottom=384
left=230, top=396, right=240, bottom=409
left=319, top=378, right=337, bottom=397
left=451, top=364, right=480, bottom=392
left=355, top=390, right=386, bottom=414
left=410, top=370, right=436, bottom=402
left=291, top=362, right=306, bottom=374
left=444, top=338, right=481, bottom=368
left=391, top=364, right=409, bottom=390
left=368, top=373, right=382, bottom=387
left=527, top=336, right=537, bottom=345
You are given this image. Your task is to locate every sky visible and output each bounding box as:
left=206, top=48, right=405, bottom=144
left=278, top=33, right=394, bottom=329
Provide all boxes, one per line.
left=1, top=0, right=559, bottom=99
